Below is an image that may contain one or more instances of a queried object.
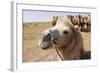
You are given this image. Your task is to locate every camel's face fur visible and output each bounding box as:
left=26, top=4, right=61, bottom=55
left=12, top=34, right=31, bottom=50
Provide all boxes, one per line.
left=39, top=16, right=79, bottom=49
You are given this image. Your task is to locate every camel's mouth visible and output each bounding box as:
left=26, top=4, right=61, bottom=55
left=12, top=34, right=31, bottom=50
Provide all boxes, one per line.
left=40, top=36, right=60, bottom=50
left=39, top=38, right=52, bottom=50
left=41, top=46, right=50, bottom=50
left=40, top=44, right=52, bottom=50
left=40, top=40, right=62, bottom=50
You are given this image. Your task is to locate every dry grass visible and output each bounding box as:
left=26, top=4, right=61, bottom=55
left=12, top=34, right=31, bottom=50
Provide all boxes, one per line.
left=23, top=22, right=91, bottom=62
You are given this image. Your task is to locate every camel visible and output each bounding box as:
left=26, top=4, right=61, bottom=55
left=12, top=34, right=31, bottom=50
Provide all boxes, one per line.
left=39, top=16, right=91, bottom=60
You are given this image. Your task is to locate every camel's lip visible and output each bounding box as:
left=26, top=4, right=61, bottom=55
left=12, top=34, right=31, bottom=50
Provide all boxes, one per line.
left=40, top=43, right=52, bottom=50
left=41, top=46, right=48, bottom=49
left=41, top=46, right=51, bottom=50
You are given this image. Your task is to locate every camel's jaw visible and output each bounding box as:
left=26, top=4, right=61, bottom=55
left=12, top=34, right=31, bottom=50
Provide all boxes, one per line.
left=39, top=41, right=52, bottom=50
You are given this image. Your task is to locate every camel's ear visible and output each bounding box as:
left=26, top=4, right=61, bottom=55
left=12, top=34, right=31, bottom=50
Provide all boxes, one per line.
left=74, top=25, right=80, bottom=32
left=52, top=16, right=58, bottom=26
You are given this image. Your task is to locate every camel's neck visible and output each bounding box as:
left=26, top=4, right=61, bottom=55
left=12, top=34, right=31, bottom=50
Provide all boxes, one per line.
left=57, top=32, right=83, bottom=60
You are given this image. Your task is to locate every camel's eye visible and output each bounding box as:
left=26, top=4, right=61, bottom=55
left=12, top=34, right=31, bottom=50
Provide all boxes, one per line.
left=63, top=30, right=68, bottom=34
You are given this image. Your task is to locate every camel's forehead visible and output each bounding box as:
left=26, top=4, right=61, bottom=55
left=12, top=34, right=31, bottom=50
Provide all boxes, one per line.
left=57, top=16, right=70, bottom=23
left=52, top=24, right=71, bottom=32
left=55, top=22, right=73, bottom=30
left=56, top=16, right=74, bottom=26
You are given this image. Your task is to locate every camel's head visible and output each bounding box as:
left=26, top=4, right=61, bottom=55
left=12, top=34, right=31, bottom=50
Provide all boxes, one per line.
left=39, top=16, right=79, bottom=49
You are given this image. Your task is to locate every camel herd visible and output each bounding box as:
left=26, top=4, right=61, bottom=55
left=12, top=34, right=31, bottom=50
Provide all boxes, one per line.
left=39, top=16, right=91, bottom=60
left=52, top=15, right=91, bottom=32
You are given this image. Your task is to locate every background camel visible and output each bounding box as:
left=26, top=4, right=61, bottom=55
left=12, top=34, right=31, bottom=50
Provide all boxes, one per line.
left=67, top=15, right=91, bottom=32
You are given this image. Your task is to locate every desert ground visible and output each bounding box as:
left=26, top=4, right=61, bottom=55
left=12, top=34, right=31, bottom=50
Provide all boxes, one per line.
left=23, top=22, right=91, bottom=62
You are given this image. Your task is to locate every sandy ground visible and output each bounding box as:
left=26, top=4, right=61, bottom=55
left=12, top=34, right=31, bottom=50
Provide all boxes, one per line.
left=23, top=23, right=91, bottom=62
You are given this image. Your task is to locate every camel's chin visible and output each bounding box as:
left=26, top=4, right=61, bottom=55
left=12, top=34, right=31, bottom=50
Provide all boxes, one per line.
left=40, top=44, right=52, bottom=50
left=41, top=46, right=50, bottom=50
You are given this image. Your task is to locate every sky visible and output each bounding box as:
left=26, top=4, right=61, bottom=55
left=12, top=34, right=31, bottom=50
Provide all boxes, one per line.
left=23, top=10, right=90, bottom=22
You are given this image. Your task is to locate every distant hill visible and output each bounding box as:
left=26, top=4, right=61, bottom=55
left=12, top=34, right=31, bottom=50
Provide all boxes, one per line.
left=23, top=21, right=52, bottom=25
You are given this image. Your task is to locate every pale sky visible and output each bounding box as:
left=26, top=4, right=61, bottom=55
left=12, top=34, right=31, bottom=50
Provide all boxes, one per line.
left=23, top=10, right=90, bottom=22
